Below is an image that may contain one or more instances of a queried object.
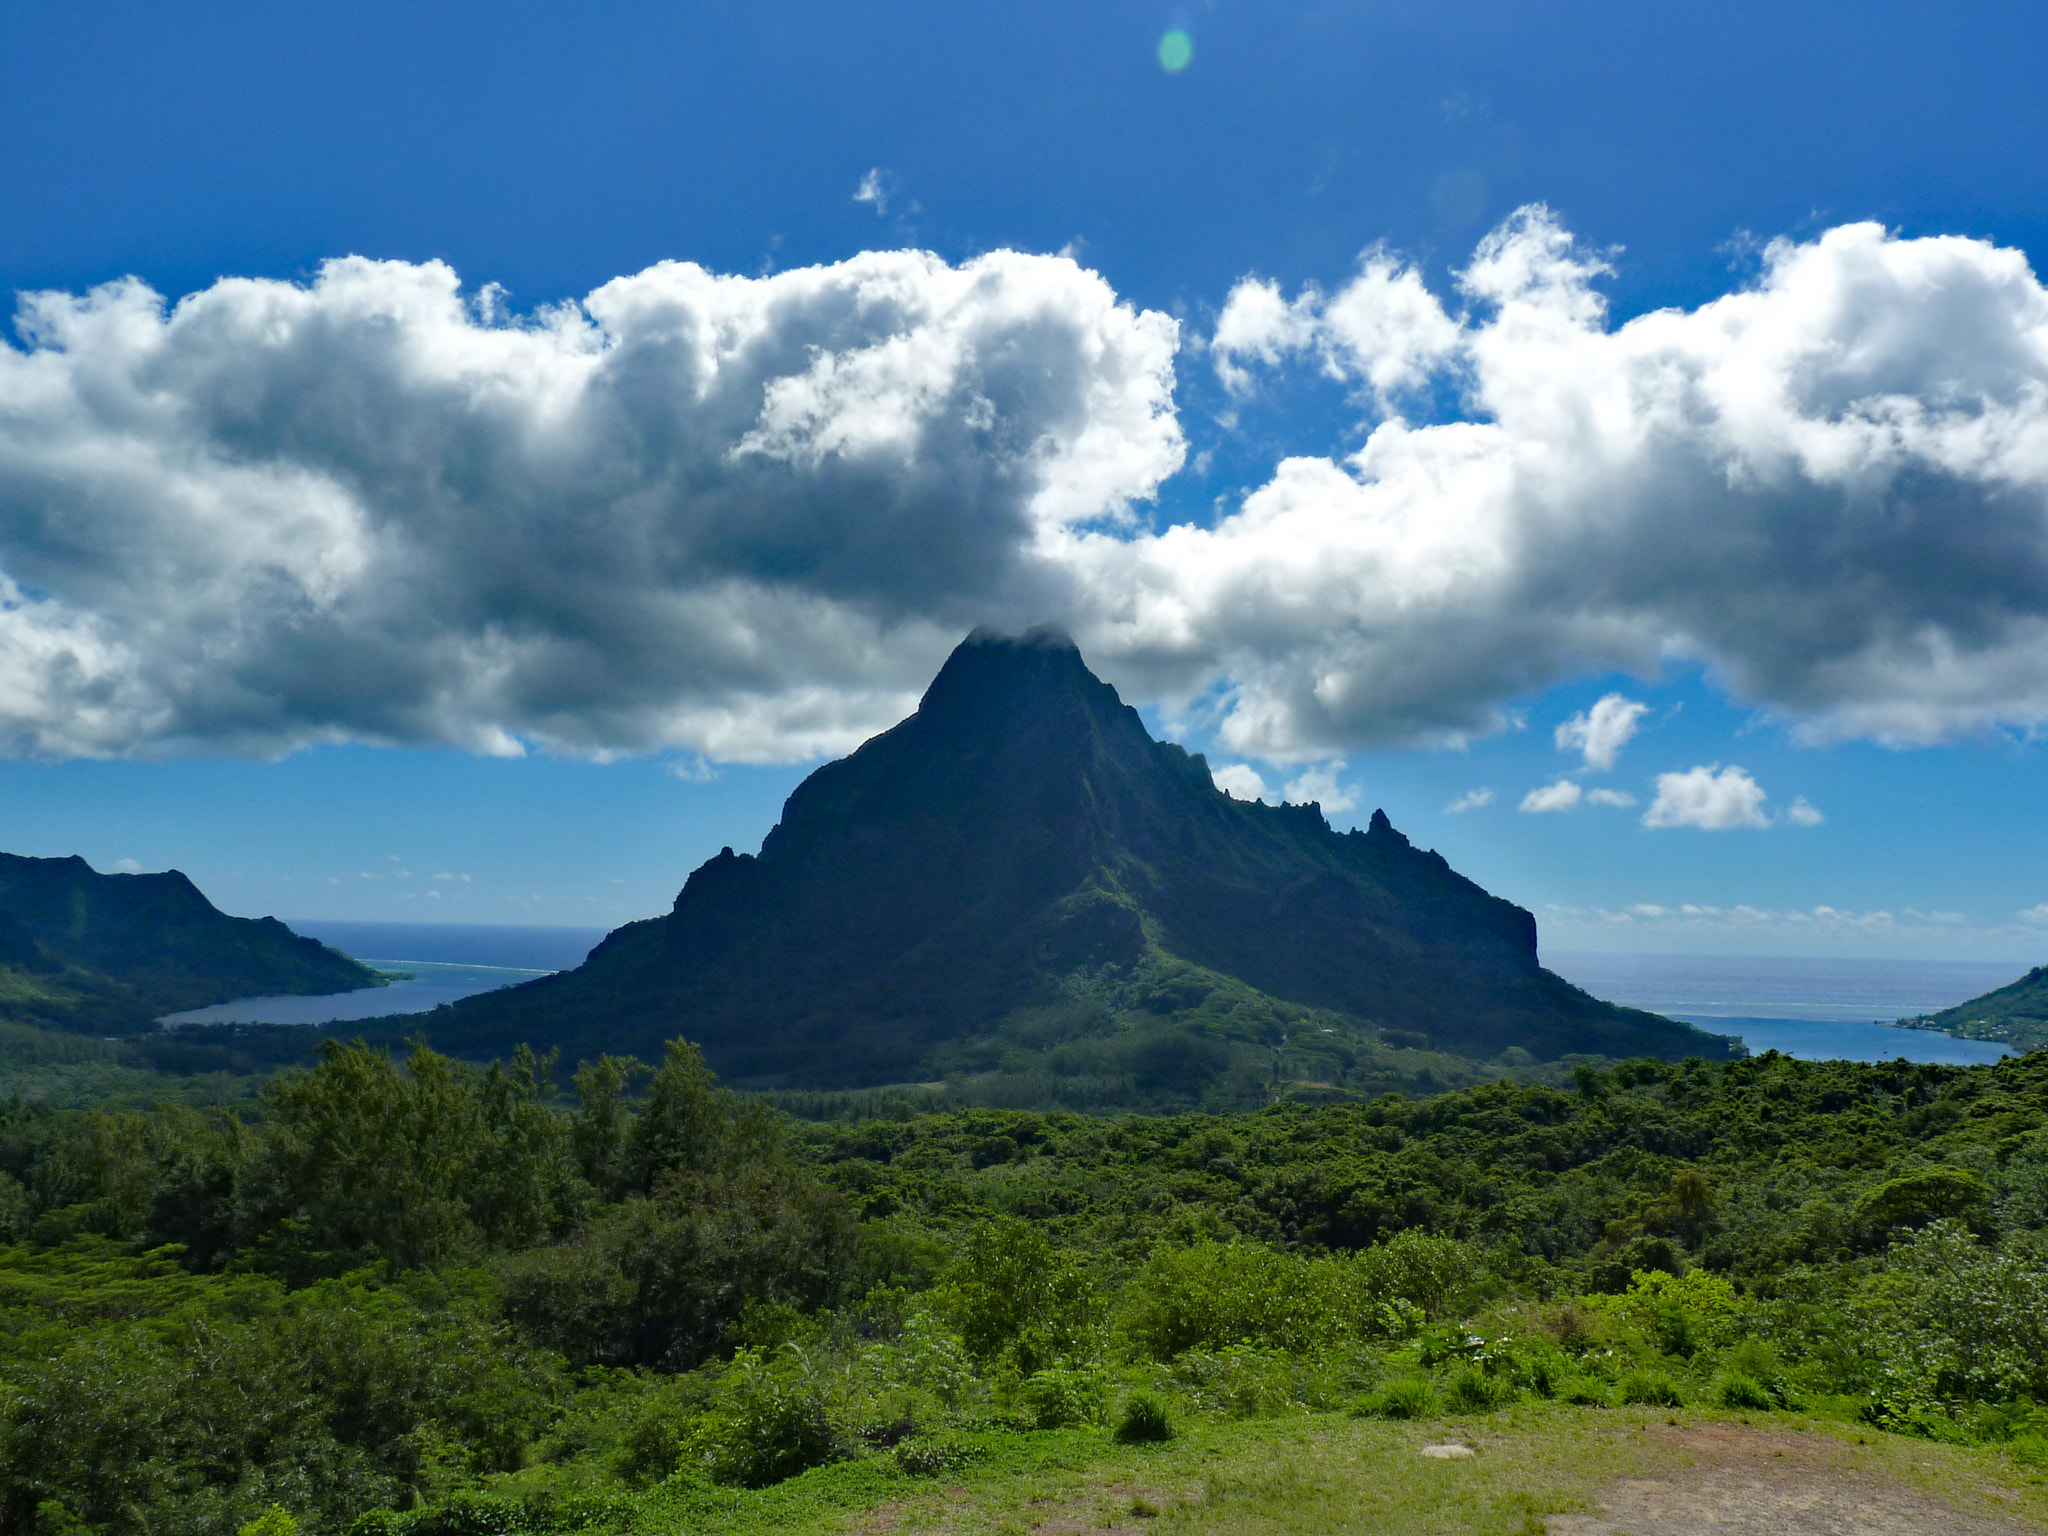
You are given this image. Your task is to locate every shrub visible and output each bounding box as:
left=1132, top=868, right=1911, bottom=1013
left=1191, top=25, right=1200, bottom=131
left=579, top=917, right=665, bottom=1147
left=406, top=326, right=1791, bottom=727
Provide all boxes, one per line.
left=1723, top=1337, right=1778, bottom=1378
left=1873, top=1220, right=2048, bottom=1403
left=513, top=1367, right=710, bottom=1490
left=1716, top=1373, right=1774, bottom=1409
left=1446, top=1367, right=1516, bottom=1412
left=932, top=1220, right=1098, bottom=1374
left=344, top=1492, right=546, bottom=1536
left=499, top=1162, right=857, bottom=1371
left=1353, top=1230, right=1476, bottom=1323
left=893, top=1435, right=974, bottom=1476
left=1120, top=1241, right=1356, bottom=1360
left=831, top=1311, right=982, bottom=1447
left=1515, top=1344, right=1571, bottom=1399
left=1021, top=1365, right=1109, bottom=1429
left=1589, top=1236, right=1688, bottom=1295
left=1538, top=1301, right=1597, bottom=1352
left=0, top=1273, right=560, bottom=1536
left=688, top=1348, right=835, bottom=1488
left=1172, top=1343, right=1369, bottom=1418
left=1559, top=1376, right=1610, bottom=1406
left=1113, top=1392, right=1175, bottom=1443
left=1618, top=1369, right=1683, bottom=1407
left=1716, top=1339, right=1797, bottom=1410
left=1363, top=1376, right=1439, bottom=1420
left=1593, top=1268, right=1745, bottom=1359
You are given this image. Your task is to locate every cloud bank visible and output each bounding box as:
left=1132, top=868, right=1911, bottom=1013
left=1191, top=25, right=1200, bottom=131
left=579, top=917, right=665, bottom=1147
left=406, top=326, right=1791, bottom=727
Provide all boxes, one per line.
left=0, top=250, right=1180, bottom=758
left=1547, top=900, right=1974, bottom=940
left=7, top=206, right=2048, bottom=762
left=1176, top=210, right=2048, bottom=756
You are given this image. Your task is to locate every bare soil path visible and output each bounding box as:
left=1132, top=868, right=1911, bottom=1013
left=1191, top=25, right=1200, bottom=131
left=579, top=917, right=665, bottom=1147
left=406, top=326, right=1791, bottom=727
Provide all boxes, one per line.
left=1547, top=1423, right=2044, bottom=1536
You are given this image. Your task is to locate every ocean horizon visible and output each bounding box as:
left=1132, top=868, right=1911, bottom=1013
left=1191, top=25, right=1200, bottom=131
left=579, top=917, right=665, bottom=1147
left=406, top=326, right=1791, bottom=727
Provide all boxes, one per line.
left=1545, top=950, right=2026, bottom=1065
left=288, top=920, right=611, bottom=972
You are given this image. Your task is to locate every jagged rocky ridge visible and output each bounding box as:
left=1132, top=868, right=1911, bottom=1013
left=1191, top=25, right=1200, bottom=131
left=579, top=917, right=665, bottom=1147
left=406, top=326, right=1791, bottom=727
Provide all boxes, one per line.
left=427, top=628, right=1737, bottom=1090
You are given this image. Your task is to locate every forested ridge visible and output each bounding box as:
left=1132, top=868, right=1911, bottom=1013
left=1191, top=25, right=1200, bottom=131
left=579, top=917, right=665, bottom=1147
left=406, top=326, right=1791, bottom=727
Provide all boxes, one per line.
left=2, top=1038, right=2045, bottom=1535
left=0, top=854, right=378, bottom=1032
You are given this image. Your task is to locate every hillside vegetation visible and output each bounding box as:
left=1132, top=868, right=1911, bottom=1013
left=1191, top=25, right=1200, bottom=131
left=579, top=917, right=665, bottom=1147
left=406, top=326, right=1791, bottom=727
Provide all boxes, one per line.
left=1913, top=965, right=2048, bottom=1053
left=1, top=1036, right=2044, bottom=1536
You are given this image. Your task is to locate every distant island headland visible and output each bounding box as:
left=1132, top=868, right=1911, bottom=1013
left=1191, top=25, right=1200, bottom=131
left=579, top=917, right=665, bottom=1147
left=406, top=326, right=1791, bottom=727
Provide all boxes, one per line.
left=0, top=852, right=377, bottom=1036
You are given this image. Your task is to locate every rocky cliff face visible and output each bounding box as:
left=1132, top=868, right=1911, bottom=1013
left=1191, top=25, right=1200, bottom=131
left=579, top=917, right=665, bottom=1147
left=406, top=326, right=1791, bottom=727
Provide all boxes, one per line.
left=430, top=627, right=1736, bottom=1087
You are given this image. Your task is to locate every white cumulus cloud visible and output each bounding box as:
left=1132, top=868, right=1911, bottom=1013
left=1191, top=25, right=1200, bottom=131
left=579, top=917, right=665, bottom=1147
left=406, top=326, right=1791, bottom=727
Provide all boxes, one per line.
left=1519, top=778, right=1583, bottom=813
left=1444, top=787, right=1493, bottom=813
left=1210, top=250, right=1460, bottom=400
left=1555, top=694, right=1649, bottom=771
left=1642, top=764, right=1771, bottom=830
left=1785, top=796, right=1824, bottom=826
left=1282, top=760, right=1357, bottom=814
left=1211, top=763, right=1267, bottom=801
left=1128, top=208, right=2048, bottom=757
left=0, top=250, right=1181, bottom=759
left=1586, top=787, right=1637, bottom=807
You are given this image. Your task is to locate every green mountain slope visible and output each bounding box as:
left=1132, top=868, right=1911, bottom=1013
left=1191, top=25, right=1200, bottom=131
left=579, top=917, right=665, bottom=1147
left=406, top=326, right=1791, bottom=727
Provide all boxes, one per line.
left=1914, top=965, right=2048, bottom=1052
left=422, top=627, right=1736, bottom=1092
left=0, top=854, right=379, bottom=1031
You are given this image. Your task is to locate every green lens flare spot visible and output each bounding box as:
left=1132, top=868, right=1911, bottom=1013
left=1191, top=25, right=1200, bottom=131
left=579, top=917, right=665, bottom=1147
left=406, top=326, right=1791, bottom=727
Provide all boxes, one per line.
left=1157, top=29, right=1193, bottom=72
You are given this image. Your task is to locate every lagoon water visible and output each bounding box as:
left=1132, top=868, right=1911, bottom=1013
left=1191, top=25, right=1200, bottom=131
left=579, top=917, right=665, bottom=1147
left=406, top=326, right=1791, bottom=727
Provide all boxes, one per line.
left=160, top=959, right=555, bottom=1025
left=168, top=924, right=2033, bottom=1064
left=159, top=921, right=612, bottom=1025
left=1546, top=951, right=2025, bottom=1064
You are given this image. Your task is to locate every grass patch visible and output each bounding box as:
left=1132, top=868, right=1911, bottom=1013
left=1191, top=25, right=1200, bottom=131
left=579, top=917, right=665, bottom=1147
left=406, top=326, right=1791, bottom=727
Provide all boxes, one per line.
left=536, top=1405, right=2048, bottom=1536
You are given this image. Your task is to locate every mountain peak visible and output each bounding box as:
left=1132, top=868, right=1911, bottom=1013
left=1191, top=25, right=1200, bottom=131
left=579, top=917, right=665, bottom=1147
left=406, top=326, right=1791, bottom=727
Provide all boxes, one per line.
left=432, top=630, right=1738, bottom=1089
left=913, top=624, right=1128, bottom=748
left=925, top=623, right=1092, bottom=696
left=960, top=622, right=1079, bottom=654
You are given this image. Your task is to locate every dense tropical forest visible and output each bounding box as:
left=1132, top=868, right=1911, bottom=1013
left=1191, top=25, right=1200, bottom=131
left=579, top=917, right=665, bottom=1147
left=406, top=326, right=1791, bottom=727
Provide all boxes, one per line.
left=1, top=1032, right=2045, bottom=1536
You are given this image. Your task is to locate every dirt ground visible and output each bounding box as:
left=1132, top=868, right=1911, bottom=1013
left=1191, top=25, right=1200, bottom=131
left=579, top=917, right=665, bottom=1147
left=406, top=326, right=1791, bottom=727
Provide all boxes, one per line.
left=1545, top=1422, right=2045, bottom=1535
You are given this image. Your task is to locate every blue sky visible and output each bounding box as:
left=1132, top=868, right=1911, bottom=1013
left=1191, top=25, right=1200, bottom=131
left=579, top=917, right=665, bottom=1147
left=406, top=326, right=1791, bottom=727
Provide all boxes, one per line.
left=3, top=0, right=2048, bottom=960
